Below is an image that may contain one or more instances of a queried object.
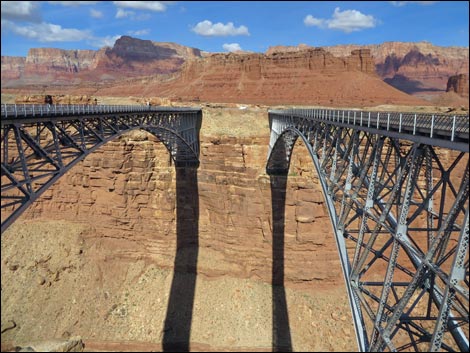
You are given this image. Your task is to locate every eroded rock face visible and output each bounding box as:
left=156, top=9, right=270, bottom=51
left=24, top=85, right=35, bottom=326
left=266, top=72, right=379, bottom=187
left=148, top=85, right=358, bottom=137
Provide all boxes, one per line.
left=1, top=36, right=202, bottom=87
left=271, top=42, right=469, bottom=96
left=144, top=48, right=425, bottom=106
left=20, top=128, right=343, bottom=287
left=1, top=56, right=26, bottom=80
left=446, top=73, right=469, bottom=97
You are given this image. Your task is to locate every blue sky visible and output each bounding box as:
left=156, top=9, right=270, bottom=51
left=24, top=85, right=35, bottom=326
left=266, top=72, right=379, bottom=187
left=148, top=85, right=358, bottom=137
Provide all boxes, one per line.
left=1, top=1, right=468, bottom=57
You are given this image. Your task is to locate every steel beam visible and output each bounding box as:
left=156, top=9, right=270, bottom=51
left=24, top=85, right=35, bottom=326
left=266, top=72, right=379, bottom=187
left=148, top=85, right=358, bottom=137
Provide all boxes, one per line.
left=266, top=108, right=469, bottom=352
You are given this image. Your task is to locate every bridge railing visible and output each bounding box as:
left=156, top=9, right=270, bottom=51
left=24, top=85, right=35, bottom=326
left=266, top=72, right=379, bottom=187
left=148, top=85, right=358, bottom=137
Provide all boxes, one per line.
left=270, top=109, right=469, bottom=143
left=0, top=104, right=199, bottom=118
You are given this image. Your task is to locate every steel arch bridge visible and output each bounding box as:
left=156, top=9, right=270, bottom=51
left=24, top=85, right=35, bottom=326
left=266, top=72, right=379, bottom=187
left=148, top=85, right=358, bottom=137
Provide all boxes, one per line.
left=1, top=104, right=202, bottom=233
left=267, top=109, right=469, bottom=352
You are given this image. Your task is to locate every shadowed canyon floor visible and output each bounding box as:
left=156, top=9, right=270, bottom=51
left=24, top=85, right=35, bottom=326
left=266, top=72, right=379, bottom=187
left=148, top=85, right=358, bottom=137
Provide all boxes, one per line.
left=1, top=100, right=466, bottom=351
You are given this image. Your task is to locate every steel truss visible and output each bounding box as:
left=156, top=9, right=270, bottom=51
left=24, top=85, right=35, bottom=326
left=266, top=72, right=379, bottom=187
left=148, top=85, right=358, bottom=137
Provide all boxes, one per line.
left=267, top=109, right=469, bottom=352
left=1, top=105, right=202, bottom=233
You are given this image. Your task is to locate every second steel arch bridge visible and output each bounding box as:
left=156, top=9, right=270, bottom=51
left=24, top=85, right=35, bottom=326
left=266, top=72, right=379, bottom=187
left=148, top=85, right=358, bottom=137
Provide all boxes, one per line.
left=267, top=108, right=469, bottom=352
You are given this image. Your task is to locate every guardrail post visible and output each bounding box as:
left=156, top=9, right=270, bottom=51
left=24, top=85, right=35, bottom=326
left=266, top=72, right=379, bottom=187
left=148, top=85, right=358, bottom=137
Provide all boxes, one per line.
left=413, top=114, right=417, bottom=135
left=451, top=115, right=456, bottom=141
left=430, top=115, right=434, bottom=137
left=399, top=113, right=402, bottom=133
left=387, top=113, right=390, bottom=130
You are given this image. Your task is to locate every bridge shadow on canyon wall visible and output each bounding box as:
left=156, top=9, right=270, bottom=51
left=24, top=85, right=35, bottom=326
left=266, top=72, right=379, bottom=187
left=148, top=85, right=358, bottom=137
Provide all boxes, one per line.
left=270, top=173, right=293, bottom=352
left=162, top=166, right=199, bottom=352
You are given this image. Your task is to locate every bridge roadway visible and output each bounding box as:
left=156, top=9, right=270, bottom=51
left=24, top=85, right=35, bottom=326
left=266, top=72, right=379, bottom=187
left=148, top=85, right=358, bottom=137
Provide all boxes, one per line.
left=1, top=104, right=469, bottom=352
left=267, top=108, right=469, bottom=352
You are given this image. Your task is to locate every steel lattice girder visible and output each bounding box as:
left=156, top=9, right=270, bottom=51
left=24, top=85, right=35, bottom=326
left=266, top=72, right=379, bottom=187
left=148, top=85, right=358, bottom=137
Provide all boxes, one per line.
left=1, top=109, right=202, bottom=233
left=266, top=109, right=469, bottom=352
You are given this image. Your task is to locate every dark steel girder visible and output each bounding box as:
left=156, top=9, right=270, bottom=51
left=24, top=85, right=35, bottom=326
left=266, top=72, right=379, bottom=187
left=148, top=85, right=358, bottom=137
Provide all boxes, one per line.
left=1, top=106, right=202, bottom=233
left=266, top=109, right=469, bottom=352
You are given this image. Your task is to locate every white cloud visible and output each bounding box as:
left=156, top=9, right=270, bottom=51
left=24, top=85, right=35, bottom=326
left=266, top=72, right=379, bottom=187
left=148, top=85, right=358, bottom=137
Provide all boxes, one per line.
left=90, top=9, right=103, bottom=18
left=2, top=21, right=92, bottom=42
left=223, top=43, right=242, bottom=52
left=90, top=34, right=121, bottom=48
left=116, top=8, right=131, bottom=18
left=192, top=20, right=250, bottom=36
left=115, top=8, right=150, bottom=20
left=390, top=1, right=438, bottom=6
left=127, top=29, right=150, bottom=36
left=113, top=1, right=171, bottom=12
left=304, top=15, right=325, bottom=28
left=1, top=1, right=41, bottom=22
left=48, top=1, right=99, bottom=6
left=304, top=7, right=377, bottom=33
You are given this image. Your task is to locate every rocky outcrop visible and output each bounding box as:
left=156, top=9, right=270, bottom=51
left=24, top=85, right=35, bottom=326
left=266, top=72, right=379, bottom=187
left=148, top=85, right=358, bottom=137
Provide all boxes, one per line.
left=24, top=48, right=99, bottom=74
left=1, top=36, right=202, bottom=88
left=19, top=124, right=343, bottom=287
left=446, top=73, right=469, bottom=97
left=13, top=337, right=84, bottom=352
left=137, top=48, right=426, bottom=106
left=269, top=41, right=469, bottom=96
left=1, top=56, right=25, bottom=80
left=14, top=94, right=98, bottom=105
left=95, top=36, right=202, bottom=77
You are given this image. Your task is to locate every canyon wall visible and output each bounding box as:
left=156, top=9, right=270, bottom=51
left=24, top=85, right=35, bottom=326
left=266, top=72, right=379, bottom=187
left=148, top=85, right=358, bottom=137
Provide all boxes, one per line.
left=3, top=37, right=467, bottom=106
left=18, top=108, right=343, bottom=288
left=95, top=48, right=426, bottom=107
left=268, top=41, right=469, bottom=96
left=1, top=36, right=202, bottom=87
left=446, top=73, right=469, bottom=97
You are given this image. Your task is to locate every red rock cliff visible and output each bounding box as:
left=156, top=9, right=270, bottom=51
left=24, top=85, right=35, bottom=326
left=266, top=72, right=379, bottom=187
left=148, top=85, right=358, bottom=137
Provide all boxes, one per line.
left=129, top=48, right=426, bottom=106
left=1, top=36, right=202, bottom=87
left=269, top=41, right=469, bottom=96
left=446, top=73, right=469, bottom=97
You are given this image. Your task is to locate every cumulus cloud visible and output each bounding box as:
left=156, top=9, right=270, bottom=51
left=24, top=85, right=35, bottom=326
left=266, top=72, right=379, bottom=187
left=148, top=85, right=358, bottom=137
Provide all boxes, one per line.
left=304, top=7, right=377, bottom=33
left=116, top=8, right=131, bottom=18
left=113, top=1, right=171, bottom=12
left=90, top=9, right=103, bottom=18
left=223, top=43, right=242, bottom=52
left=2, top=18, right=120, bottom=48
left=115, top=8, right=150, bottom=20
left=127, top=29, right=150, bottom=36
left=304, top=15, right=325, bottom=28
left=2, top=21, right=92, bottom=42
left=48, top=1, right=99, bottom=6
left=1, top=1, right=41, bottom=22
left=389, top=1, right=438, bottom=6
left=192, top=20, right=250, bottom=36
left=90, top=34, right=121, bottom=48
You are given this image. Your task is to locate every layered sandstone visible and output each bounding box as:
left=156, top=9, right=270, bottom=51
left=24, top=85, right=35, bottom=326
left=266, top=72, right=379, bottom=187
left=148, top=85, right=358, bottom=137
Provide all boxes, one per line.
left=0, top=56, right=26, bottom=80
left=16, top=111, right=341, bottom=286
left=1, top=106, right=355, bottom=350
left=269, top=41, right=469, bottom=96
left=91, top=48, right=426, bottom=107
left=446, top=73, right=469, bottom=97
left=1, top=36, right=202, bottom=88
left=3, top=38, right=462, bottom=107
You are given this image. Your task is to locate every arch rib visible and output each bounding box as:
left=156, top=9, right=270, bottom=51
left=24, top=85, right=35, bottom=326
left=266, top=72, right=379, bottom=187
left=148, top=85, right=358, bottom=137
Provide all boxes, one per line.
left=266, top=109, right=469, bottom=352
left=1, top=106, right=202, bottom=233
